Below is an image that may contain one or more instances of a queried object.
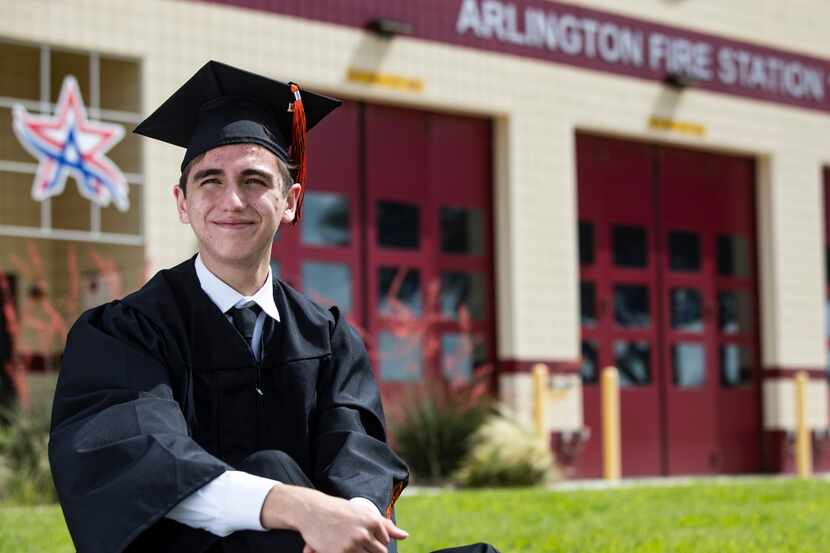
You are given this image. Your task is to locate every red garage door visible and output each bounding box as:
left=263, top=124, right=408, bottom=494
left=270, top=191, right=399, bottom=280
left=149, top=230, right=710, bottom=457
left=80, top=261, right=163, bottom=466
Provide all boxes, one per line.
left=575, top=133, right=761, bottom=477
left=272, top=102, right=495, bottom=400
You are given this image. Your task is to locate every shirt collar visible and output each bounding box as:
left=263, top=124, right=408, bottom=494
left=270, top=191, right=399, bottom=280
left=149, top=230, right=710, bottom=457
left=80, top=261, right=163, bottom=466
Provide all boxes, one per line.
left=194, top=253, right=280, bottom=322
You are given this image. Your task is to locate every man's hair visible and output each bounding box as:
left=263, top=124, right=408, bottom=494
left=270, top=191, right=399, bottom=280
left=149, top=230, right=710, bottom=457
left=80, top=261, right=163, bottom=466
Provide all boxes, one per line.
left=178, top=150, right=296, bottom=197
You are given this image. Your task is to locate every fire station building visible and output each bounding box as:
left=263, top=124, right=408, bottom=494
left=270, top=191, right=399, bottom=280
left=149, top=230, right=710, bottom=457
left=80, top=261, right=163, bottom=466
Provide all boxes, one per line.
left=1, top=0, right=830, bottom=478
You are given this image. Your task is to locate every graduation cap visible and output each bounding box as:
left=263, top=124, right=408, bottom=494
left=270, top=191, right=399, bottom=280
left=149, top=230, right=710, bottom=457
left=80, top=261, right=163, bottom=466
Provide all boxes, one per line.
left=134, top=60, right=341, bottom=224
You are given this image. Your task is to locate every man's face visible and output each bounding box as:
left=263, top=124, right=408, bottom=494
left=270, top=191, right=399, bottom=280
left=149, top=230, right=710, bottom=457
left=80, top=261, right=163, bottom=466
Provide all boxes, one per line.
left=174, top=143, right=300, bottom=269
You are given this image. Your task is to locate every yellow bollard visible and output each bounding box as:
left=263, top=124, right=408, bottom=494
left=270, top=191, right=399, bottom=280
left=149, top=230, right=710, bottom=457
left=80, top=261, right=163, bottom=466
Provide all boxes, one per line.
left=794, top=371, right=812, bottom=477
left=601, top=366, right=621, bottom=481
left=532, top=363, right=549, bottom=441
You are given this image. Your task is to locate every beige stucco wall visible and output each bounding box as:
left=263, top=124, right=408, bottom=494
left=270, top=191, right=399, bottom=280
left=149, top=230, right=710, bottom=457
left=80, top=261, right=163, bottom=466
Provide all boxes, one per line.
left=764, top=377, right=828, bottom=430
left=2, top=0, right=829, bottom=429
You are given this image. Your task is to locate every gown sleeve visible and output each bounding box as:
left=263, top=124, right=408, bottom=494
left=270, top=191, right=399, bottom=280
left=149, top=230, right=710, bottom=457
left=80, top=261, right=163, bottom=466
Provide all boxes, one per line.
left=49, top=302, right=231, bottom=553
left=312, top=307, right=410, bottom=517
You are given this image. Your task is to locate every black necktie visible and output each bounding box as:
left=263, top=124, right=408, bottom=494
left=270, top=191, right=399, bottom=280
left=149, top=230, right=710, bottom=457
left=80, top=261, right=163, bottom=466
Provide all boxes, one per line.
left=228, top=303, right=261, bottom=344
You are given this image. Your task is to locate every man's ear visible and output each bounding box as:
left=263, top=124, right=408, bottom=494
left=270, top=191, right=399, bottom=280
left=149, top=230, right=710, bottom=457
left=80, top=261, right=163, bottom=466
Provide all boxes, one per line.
left=282, top=182, right=303, bottom=224
left=173, top=184, right=190, bottom=224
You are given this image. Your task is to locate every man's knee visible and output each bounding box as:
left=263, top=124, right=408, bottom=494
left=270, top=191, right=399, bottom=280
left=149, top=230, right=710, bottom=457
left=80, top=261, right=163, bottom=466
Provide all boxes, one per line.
left=218, top=528, right=305, bottom=553
left=237, top=450, right=313, bottom=487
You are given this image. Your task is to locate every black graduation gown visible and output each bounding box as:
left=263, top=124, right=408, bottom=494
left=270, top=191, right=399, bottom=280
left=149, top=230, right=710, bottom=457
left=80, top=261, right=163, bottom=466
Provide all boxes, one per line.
left=49, top=256, right=409, bottom=553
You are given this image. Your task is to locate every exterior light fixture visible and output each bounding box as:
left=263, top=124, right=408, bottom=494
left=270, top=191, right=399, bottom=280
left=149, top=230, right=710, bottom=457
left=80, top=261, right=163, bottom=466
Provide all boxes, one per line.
left=663, top=72, right=695, bottom=90
left=366, top=18, right=414, bottom=38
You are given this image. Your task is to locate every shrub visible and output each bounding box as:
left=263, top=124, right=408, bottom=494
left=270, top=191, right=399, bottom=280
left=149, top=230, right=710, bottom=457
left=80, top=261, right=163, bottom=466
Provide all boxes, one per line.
left=392, top=380, right=494, bottom=484
left=0, top=400, right=56, bottom=504
left=452, top=408, right=560, bottom=488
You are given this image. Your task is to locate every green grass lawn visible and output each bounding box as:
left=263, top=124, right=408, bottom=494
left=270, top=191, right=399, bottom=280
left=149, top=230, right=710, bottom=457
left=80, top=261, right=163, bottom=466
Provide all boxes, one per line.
left=0, top=503, right=72, bottom=553
left=2, top=478, right=828, bottom=552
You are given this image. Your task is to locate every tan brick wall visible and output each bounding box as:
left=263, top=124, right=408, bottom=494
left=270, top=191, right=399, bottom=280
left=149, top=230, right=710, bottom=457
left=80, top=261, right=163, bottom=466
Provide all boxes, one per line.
left=3, top=0, right=830, bottom=427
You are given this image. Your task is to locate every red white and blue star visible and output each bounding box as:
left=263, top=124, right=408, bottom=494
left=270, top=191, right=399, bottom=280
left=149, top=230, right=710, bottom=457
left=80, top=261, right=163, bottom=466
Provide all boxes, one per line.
left=12, top=76, right=129, bottom=211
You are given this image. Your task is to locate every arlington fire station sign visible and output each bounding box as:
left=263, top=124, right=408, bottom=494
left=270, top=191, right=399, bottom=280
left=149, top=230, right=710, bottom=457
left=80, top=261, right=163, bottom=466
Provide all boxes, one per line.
left=199, top=0, right=830, bottom=114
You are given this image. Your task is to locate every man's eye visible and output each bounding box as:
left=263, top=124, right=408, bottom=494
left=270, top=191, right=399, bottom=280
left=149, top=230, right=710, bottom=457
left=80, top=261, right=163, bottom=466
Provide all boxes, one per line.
left=200, top=178, right=220, bottom=186
left=246, top=179, right=267, bottom=187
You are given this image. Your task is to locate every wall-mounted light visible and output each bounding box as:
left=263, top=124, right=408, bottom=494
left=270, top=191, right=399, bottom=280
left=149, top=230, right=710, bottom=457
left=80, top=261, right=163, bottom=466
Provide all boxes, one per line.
left=366, top=18, right=414, bottom=38
left=663, top=72, right=695, bottom=90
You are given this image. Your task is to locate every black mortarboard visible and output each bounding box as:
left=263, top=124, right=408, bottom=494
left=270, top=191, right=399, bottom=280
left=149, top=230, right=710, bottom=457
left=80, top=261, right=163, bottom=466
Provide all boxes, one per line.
left=134, top=60, right=341, bottom=223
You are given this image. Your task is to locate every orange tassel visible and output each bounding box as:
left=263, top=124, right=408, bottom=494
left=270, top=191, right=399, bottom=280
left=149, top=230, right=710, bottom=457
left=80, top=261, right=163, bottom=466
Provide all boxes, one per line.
left=385, top=480, right=406, bottom=519
left=289, top=82, right=307, bottom=225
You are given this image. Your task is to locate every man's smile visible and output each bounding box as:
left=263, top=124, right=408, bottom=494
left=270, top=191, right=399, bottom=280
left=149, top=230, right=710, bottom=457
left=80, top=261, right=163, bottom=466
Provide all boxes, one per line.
left=212, top=219, right=256, bottom=229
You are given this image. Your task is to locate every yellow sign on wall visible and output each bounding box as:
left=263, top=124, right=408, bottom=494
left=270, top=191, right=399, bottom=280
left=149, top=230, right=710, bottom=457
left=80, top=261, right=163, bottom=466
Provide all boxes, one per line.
left=648, top=116, right=706, bottom=137
left=346, top=67, right=424, bottom=93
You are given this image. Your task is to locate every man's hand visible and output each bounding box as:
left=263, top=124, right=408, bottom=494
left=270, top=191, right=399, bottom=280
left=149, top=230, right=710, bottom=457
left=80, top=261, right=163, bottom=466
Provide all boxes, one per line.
left=260, top=484, right=408, bottom=553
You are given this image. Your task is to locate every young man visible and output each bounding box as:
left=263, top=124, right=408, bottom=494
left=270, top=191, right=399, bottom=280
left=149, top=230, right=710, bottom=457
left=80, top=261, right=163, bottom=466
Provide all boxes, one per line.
left=49, top=61, right=410, bottom=553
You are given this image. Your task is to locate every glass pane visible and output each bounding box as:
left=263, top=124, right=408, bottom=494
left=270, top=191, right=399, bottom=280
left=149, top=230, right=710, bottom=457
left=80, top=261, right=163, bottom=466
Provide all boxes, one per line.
left=613, top=225, right=647, bottom=268
left=51, top=177, right=90, bottom=231
left=99, top=57, right=140, bottom=112
left=579, top=221, right=594, bottom=266
left=440, top=333, right=487, bottom=383
left=0, top=108, right=34, bottom=162
left=670, top=288, right=703, bottom=332
left=581, top=340, right=598, bottom=384
left=0, top=42, right=40, bottom=100
left=440, top=206, right=484, bottom=255
left=100, top=183, right=141, bottom=235
left=614, top=340, right=651, bottom=387
left=104, top=126, right=141, bottom=175
left=301, top=191, right=350, bottom=247
left=719, top=290, right=752, bottom=335
left=720, top=344, right=753, bottom=388
left=51, top=50, right=90, bottom=104
left=379, top=331, right=422, bottom=381
left=718, top=235, right=751, bottom=277
left=440, top=271, right=485, bottom=320
left=614, top=284, right=650, bottom=328
left=672, top=343, right=706, bottom=388
left=669, top=231, right=700, bottom=272
left=377, top=201, right=419, bottom=249
left=378, top=267, right=422, bottom=316
left=302, top=261, right=352, bottom=314
left=581, top=281, right=597, bottom=327
left=827, top=298, right=830, bottom=339
left=270, top=260, right=280, bottom=280
left=0, top=171, right=40, bottom=227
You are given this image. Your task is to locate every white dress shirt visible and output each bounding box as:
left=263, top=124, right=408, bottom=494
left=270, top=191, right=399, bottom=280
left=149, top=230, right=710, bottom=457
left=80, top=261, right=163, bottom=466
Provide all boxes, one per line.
left=165, top=254, right=378, bottom=537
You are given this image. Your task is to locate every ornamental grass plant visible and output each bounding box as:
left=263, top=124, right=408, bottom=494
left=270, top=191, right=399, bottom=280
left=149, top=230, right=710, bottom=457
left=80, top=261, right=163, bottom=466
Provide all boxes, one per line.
left=0, top=400, right=56, bottom=505
left=452, top=408, right=560, bottom=488
left=391, top=368, right=495, bottom=484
